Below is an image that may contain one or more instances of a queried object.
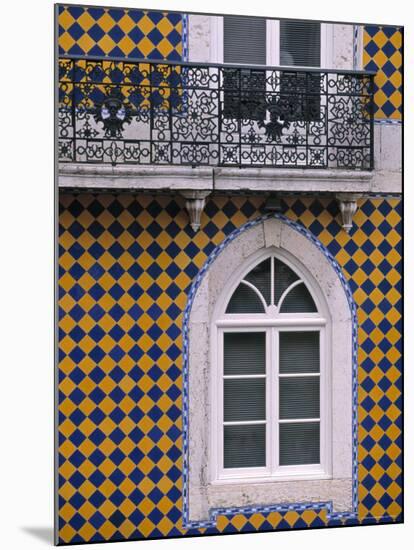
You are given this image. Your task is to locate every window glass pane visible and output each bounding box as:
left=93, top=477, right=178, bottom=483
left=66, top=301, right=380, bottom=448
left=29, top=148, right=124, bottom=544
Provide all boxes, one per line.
left=224, top=332, right=266, bottom=375
left=280, top=20, right=321, bottom=67
left=279, top=331, right=320, bottom=373
left=279, top=422, right=320, bottom=465
left=223, top=16, right=266, bottom=65
left=226, top=282, right=265, bottom=313
left=279, top=282, right=317, bottom=313
left=222, top=68, right=266, bottom=121
left=279, top=377, right=320, bottom=419
left=274, top=258, right=299, bottom=306
left=224, top=424, right=266, bottom=468
left=224, top=379, right=265, bottom=421
left=245, top=258, right=271, bottom=305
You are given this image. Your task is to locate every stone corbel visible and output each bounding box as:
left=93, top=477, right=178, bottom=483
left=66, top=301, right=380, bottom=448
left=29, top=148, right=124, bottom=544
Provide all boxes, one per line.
left=180, top=191, right=211, bottom=232
left=335, top=193, right=362, bottom=233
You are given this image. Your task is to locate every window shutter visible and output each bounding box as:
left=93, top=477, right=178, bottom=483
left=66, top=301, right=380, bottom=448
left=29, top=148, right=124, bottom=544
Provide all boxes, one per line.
left=223, top=16, right=267, bottom=65
left=280, top=20, right=321, bottom=67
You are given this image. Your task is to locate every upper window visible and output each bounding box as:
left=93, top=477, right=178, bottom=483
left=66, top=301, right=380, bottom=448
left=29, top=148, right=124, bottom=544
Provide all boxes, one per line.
left=219, top=17, right=326, bottom=122
left=279, top=20, right=321, bottom=67
left=222, top=16, right=322, bottom=68
left=213, top=253, right=330, bottom=482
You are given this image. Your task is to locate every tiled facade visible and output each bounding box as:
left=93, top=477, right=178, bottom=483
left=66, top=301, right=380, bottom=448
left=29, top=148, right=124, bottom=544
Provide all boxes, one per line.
left=58, top=5, right=187, bottom=61
left=363, top=25, right=402, bottom=120
left=58, top=194, right=402, bottom=544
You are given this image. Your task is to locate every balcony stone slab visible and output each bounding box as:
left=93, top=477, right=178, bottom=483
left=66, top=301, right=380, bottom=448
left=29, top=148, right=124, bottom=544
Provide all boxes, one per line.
left=58, top=163, right=400, bottom=195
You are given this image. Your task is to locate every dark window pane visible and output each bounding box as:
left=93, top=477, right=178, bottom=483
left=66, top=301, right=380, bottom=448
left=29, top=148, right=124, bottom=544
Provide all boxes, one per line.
left=279, top=282, right=317, bottom=313
left=280, top=21, right=321, bottom=67
left=226, top=282, right=265, bottom=314
left=222, top=68, right=266, bottom=120
left=223, top=15, right=267, bottom=121
left=279, top=422, right=320, bottom=465
left=274, top=258, right=299, bottom=306
left=279, top=377, right=320, bottom=419
left=279, top=72, right=322, bottom=122
left=224, top=16, right=266, bottom=65
left=224, top=424, right=266, bottom=468
left=224, top=378, right=265, bottom=421
left=224, top=332, right=266, bottom=375
left=279, top=331, right=320, bottom=374
left=279, top=20, right=321, bottom=122
left=245, top=258, right=271, bottom=306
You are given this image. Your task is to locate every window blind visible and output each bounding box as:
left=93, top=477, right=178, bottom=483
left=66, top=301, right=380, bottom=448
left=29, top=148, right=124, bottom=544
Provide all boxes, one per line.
left=279, top=282, right=317, bottom=313
left=245, top=258, right=271, bottom=305
left=280, top=20, right=321, bottom=67
left=279, top=331, right=320, bottom=374
left=222, top=16, right=267, bottom=121
left=223, top=15, right=267, bottom=65
left=224, top=378, right=266, bottom=421
left=278, top=329, right=321, bottom=465
left=274, top=259, right=299, bottom=306
left=226, top=283, right=265, bottom=313
left=224, top=332, right=266, bottom=375
left=279, top=377, right=320, bottom=419
left=223, top=331, right=266, bottom=468
left=279, top=422, right=320, bottom=465
left=224, top=425, right=266, bottom=468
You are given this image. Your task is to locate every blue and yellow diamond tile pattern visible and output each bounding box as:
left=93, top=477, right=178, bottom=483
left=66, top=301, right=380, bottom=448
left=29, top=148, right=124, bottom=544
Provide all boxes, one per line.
left=363, top=25, right=402, bottom=120
left=58, top=4, right=185, bottom=61
left=58, top=194, right=402, bottom=544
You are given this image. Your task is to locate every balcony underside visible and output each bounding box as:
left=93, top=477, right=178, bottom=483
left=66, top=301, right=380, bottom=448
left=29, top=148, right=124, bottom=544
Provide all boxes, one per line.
left=58, top=162, right=400, bottom=196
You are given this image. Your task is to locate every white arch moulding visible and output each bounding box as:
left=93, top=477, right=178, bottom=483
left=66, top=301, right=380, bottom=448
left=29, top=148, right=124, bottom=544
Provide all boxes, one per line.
left=186, top=215, right=355, bottom=524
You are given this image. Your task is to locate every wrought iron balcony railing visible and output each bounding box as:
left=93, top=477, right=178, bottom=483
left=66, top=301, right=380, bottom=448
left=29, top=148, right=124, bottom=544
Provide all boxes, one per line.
left=58, top=56, right=375, bottom=170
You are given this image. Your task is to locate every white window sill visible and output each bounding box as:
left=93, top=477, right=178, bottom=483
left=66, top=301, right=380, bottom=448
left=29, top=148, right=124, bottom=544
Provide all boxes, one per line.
left=213, top=468, right=331, bottom=484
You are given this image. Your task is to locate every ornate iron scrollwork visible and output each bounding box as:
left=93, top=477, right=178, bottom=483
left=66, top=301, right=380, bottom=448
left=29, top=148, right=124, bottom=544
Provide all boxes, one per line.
left=94, top=93, right=132, bottom=138
left=257, top=95, right=291, bottom=141
left=59, top=57, right=374, bottom=169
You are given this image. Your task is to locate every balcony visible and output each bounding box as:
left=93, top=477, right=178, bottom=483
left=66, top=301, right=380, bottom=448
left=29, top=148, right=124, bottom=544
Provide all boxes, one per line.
left=58, top=57, right=375, bottom=171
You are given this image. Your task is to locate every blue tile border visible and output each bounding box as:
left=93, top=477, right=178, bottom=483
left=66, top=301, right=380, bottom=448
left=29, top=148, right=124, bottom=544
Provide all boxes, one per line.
left=181, top=213, right=359, bottom=529
left=182, top=13, right=189, bottom=61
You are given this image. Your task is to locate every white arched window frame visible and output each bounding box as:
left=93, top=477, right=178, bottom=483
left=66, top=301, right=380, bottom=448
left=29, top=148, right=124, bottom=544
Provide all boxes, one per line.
left=186, top=217, right=353, bottom=524
left=210, top=248, right=332, bottom=483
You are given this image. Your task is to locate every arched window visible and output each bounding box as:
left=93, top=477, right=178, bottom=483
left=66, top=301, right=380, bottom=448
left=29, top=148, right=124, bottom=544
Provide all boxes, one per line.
left=186, top=217, right=353, bottom=524
left=212, top=251, right=330, bottom=481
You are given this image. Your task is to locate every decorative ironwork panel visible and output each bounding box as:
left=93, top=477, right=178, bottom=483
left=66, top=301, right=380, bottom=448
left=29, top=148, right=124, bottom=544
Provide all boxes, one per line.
left=58, top=57, right=374, bottom=170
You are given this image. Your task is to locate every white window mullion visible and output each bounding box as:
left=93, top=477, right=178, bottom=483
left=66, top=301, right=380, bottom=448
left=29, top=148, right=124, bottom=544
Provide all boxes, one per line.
left=223, top=420, right=267, bottom=426
left=279, top=418, right=321, bottom=423
left=266, top=20, right=280, bottom=66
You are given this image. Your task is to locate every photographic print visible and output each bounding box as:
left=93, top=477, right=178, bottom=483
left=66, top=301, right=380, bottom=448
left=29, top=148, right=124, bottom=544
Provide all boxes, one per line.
left=56, top=4, right=402, bottom=544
